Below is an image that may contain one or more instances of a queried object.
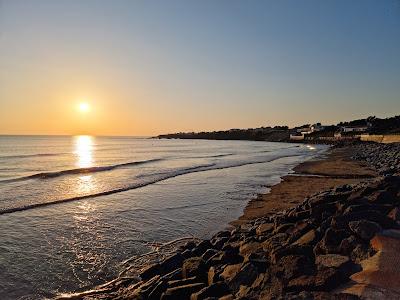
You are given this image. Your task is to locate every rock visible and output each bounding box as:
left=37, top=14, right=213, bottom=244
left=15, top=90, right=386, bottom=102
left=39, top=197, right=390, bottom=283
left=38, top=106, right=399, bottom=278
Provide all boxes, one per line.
left=162, top=268, right=182, bottom=281
left=245, top=252, right=268, bottom=273
left=286, top=275, right=314, bottom=292
left=273, top=223, right=294, bottom=234
left=292, top=229, right=317, bottom=246
left=235, top=284, right=252, bottom=298
left=190, top=282, right=230, bottom=300
left=182, top=257, right=207, bottom=280
left=239, top=241, right=261, bottom=256
left=339, top=236, right=359, bottom=256
left=148, top=279, right=168, bottom=300
left=220, top=264, right=241, bottom=281
left=219, top=246, right=243, bottom=265
left=140, top=263, right=161, bottom=280
left=350, top=244, right=373, bottom=263
left=192, top=240, right=212, bottom=256
left=315, top=254, right=350, bottom=269
left=287, top=267, right=346, bottom=292
left=311, top=202, right=338, bottom=221
left=221, top=262, right=259, bottom=292
left=332, top=210, right=393, bottom=229
left=168, top=277, right=199, bottom=288
left=270, top=244, right=313, bottom=264
left=160, top=253, right=185, bottom=274
left=276, top=255, right=314, bottom=280
left=131, top=275, right=162, bottom=298
left=201, top=249, right=218, bottom=261
left=205, top=252, right=223, bottom=267
left=182, top=249, right=193, bottom=258
left=349, top=220, right=382, bottom=241
left=287, top=221, right=312, bottom=240
left=262, top=233, right=288, bottom=253
left=314, top=268, right=349, bottom=292
left=368, top=190, right=396, bottom=205
left=256, top=223, right=274, bottom=236
left=182, top=240, right=197, bottom=251
left=314, top=228, right=349, bottom=254
left=219, top=295, right=235, bottom=300
left=214, top=230, right=231, bottom=239
left=286, top=210, right=311, bottom=222
left=161, top=283, right=206, bottom=300
left=211, top=237, right=228, bottom=250
left=208, top=266, right=219, bottom=285
left=388, top=207, right=400, bottom=222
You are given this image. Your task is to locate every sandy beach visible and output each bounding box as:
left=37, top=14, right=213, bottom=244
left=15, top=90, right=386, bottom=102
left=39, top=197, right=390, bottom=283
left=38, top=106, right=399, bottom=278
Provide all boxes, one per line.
left=232, top=146, right=377, bottom=225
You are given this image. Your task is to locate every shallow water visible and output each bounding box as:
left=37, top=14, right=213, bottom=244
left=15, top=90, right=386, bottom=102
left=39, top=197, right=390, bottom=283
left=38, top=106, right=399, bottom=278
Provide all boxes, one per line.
left=0, top=136, right=327, bottom=299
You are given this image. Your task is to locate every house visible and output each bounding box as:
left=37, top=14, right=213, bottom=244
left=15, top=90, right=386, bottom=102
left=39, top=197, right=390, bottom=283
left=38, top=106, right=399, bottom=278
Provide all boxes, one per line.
left=296, top=127, right=312, bottom=135
left=311, top=123, right=325, bottom=132
left=341, top=126, right=368, bottom=133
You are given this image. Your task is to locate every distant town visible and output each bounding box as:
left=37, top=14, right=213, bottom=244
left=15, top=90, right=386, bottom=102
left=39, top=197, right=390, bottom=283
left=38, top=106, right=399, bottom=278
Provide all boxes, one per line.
left=157, top=115, right=400, bottom=143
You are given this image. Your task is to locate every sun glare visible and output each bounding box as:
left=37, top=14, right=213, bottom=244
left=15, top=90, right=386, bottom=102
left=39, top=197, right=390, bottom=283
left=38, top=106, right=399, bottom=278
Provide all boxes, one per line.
left=78, top=102, right=90, bottom=113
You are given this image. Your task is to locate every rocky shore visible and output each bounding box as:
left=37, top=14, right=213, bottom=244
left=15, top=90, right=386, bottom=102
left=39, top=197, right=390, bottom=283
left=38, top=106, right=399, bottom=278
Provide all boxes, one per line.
left=59, top=142, right=400, bottom=300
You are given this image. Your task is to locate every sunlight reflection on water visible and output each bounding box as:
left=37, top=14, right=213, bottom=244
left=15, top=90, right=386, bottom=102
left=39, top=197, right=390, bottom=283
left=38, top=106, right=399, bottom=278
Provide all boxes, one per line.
left=74, top=135, right=94, bottom=168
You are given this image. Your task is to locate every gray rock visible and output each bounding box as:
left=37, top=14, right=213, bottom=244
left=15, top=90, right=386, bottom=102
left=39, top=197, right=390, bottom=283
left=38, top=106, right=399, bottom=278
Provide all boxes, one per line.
left=349, top=220, right=382, bottom=241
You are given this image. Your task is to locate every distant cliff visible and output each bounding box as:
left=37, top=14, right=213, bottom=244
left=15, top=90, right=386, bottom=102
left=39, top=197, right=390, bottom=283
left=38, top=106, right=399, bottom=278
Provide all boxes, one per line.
left=157, top=127, right=290, bottom=142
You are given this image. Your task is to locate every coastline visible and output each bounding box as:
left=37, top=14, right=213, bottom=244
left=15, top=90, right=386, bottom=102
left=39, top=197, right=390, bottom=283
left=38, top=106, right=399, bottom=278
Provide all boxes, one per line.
left=232, top=146, right=377, bottom=226
left=57, top=142, right=400, bottom=300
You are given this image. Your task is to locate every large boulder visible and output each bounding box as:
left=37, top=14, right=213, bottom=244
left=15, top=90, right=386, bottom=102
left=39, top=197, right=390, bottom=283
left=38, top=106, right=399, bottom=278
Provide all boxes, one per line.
left=315, top=254, right=350, bottom=270
left=256, top=223, right=274, bottom=236
left=160, top=253, right=185, bottom=274
left=182, top=257, right=207, bottom=281
left=292, top=229, right=318, bottom=246
left=239, top=241, right=261, bottom=257
left=348, top=220, right=382, bottom=241
left=221, top=262, right=259, bottom=292
left=314, top=228, right=349, bottom=254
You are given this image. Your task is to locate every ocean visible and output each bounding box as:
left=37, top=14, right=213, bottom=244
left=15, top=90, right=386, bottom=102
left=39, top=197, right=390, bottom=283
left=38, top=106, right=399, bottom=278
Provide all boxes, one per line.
left=0, top=135, right=327, bottom=299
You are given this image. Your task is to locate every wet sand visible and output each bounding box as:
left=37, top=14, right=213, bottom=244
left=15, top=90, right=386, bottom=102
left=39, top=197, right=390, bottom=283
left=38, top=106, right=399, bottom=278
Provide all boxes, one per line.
left=231, top=146, right=378, bottom=226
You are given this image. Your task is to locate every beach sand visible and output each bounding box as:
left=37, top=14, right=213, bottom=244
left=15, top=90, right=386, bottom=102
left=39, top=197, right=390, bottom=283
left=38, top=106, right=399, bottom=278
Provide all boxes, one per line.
left=231, top=146, right=377, bottom=226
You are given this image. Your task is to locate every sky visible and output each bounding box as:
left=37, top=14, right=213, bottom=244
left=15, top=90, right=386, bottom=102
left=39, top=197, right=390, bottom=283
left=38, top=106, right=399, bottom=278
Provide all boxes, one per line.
left=0, top=0, right=399, bottom=136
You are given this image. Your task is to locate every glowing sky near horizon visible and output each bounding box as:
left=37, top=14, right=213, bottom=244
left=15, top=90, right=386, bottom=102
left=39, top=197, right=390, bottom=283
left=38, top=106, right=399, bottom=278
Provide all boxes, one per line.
left=0, top=0, right=399, bottom=136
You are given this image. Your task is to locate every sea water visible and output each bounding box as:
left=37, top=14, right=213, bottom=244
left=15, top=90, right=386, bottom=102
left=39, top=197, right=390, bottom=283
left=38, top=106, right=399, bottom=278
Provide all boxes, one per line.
left=0, top=136, right=327, bottom=299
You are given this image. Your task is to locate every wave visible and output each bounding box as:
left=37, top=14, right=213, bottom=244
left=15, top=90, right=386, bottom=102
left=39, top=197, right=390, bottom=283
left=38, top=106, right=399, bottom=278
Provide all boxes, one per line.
left=201, top=153, right=234, bottom=158
left=0, top=153, right=65, bottom=160
left=0, top=154, right=303, bottom=215
left=0, top=158, right=163, bottom=183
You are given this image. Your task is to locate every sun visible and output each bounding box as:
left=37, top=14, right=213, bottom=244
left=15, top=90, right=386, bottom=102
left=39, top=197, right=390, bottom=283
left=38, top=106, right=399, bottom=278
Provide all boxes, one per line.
left=78, top=102, right=90, bottom=113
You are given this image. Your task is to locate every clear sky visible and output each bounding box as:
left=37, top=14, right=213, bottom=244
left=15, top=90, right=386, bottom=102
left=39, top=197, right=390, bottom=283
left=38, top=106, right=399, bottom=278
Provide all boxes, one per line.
left=0, top=0, right=399, bottom=136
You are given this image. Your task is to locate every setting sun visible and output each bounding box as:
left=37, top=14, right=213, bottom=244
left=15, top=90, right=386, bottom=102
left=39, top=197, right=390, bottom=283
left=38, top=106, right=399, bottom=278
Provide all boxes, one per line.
left=78, top=102, right=90, bottom=113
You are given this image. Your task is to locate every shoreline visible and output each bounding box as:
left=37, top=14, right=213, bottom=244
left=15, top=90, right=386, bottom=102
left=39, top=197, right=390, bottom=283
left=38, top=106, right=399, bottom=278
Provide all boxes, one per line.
left=231, top=146, right=377, bottom=226
left=57, top=142, right=400, bottom=300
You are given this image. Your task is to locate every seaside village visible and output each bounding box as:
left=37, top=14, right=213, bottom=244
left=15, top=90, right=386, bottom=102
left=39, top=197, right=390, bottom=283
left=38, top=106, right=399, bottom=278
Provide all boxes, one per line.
left=289, top=123, right=370, bottom=142
left=158, top=115, right=400, bottom=143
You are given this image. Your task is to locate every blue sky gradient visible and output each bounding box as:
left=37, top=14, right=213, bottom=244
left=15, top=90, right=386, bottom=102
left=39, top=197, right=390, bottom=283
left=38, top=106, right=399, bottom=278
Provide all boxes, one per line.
left=0, top=0, right=399, bottom=135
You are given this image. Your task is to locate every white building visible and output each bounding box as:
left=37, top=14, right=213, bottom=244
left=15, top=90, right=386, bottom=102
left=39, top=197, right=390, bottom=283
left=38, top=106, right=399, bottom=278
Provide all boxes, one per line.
left=341, top=126, right=368, bottom=133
